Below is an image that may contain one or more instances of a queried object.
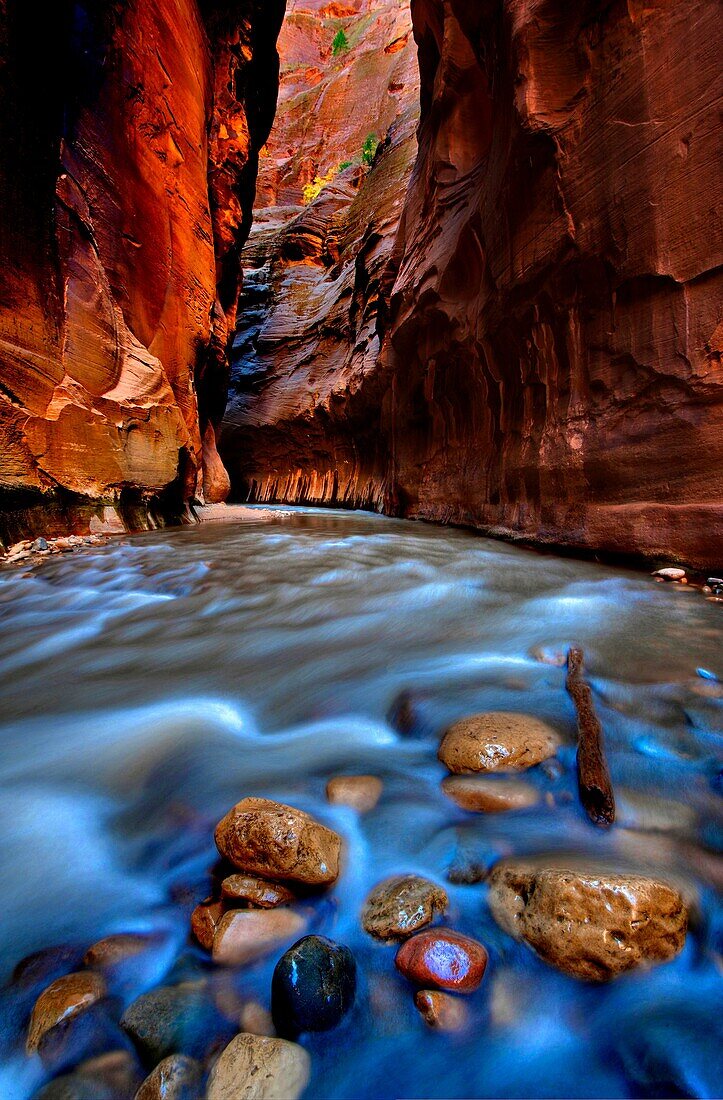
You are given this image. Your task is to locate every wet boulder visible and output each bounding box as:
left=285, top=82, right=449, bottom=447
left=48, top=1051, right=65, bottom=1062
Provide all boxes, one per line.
left=212, top=909, right=307, bottom=967
left=438, top=712, right=561, bottom=773
left=214, top=798, right=341, bottom=886
left=487, top=861, right=688, bottom=981
left=395, top=929, right=488, bottom=993
left=206, top=1033, right=310, bottom=1100
left=27, top=972, right=107, bottom=1054
left=361, top=875, right=448, bottom=941
left=120, top=983, right=233, bottom=1065
left=135, top=1053, right=203, bottom=1100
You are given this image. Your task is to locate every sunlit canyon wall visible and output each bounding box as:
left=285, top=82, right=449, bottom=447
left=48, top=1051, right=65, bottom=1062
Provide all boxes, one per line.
left=0, top=0, right=285, bottom=542
left=222, top=0, right=723, bottom=569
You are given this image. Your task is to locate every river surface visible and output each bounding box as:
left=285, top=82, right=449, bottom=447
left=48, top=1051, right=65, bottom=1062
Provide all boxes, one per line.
left=0, top=506, right=721, bottom=1098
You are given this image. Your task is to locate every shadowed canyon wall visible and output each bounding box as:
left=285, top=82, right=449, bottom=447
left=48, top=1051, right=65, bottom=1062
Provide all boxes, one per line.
left=222, top=0, right=723, bottom=568
left=220, top=0, right=419, bottom=507
left=0, top=0, right=284, bottom=542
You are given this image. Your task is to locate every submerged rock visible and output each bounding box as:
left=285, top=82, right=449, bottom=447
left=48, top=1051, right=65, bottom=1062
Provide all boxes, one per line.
left=441, top=776, right=539, bottom=813
left=395, top=930, right=488, bottom=993
left=221, top=874, right=296, bottom=909
left=120, top=983, right=231, bottom=1064
left=438, top=712, right=561, bottom=774
left=271, top=935, right=356, bottom=1035
left=414, top=989, right=469, bottom=1032
left=191, top=898, right=225, bottom=951
left=487, top=861, right=688, bottom=981
left=27, top=972, right=107, bottom=1053
left=135, top=1053, right=203, bottom=1100
left=35, top=1051, right=142, bottom=1100
left=361, top=875, right=448, bottom=941
left=325, top=775, right=383, bottom=813
left=206, top=1033, right=310, bottom=1100
left=215, top=798, right=341, bottom=886
left=212, top=909, right=307, bottom=967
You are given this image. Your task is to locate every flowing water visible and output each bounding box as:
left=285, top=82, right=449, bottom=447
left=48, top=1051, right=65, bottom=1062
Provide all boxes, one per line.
left=0, top=506, right=721, bottom=1098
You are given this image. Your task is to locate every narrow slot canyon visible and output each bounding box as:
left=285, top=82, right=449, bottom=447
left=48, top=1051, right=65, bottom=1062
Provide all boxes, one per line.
left=0, top=3, right=721, bottom=1100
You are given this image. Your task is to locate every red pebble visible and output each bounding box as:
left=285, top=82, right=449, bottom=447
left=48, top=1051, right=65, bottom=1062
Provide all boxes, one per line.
left=395, top=929, right=488, bottom=992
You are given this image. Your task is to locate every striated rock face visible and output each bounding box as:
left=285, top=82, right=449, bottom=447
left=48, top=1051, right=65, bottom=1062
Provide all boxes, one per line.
left=0, top=0, right=284, bottom=539
left=219, top=0, right=419, bottom=506
left=222, top=0, right=723, bottom=568
left=384, top=0, right=723, bottom=567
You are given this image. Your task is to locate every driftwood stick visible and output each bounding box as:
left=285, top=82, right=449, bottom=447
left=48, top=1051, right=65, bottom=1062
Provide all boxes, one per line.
left=566, top=646, right=615, bottom=828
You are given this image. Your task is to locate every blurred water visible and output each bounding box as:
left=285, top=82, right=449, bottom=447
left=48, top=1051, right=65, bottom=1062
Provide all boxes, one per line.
left=0, top=506, right=721, bottom=1098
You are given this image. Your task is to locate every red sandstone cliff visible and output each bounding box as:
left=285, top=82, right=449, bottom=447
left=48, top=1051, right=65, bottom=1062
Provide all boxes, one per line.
left=219, top=0, right=419, bottom=504
left=0, top=0, right=283, bottom=541
left=224, top=0, right=723, bottom=569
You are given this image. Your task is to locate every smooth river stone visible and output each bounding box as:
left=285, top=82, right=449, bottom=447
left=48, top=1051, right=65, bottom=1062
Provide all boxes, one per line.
left=395, top=930, right=488, bottom=992
left=212, top=909, right=307, bottom=967
left=206, top=1033, right=311, bottom=1100
left=325, top=775, right=383, bottom=812
left=135, top=1054, right=203, bottom=1100
left=272, top=935, right=356, bottom=1035
left=83, top=933, right=155, bottom=970
left=441, top=775, right=539, bottom=813
left=214, top=798, right=341, bottom=886
left=120, top=983, right=231, bottom=1063
left=361, top=874, right=448, bottom=940
left=414, top=989, right=469, bottom=1032
left=488, top=861, right=688, bottom=981
left=221, top=874, right=296, bottom=908
left=438, top=712, right=561, bottom=773
left=191, top=898, right=225, bottom=951
left=27, top=971, right=107, bottom=1053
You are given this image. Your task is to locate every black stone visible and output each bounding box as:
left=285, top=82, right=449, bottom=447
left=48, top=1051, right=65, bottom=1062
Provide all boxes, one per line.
left=271, top=935, right=356, bottom=1036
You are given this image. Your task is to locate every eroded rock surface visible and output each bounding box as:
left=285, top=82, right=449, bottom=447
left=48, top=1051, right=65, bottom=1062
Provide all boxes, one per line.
left=221, top=0, right=723, bottom=570
left=488, top=861, right=688, bottom=981
left=0, top=0, right=284, bottom=538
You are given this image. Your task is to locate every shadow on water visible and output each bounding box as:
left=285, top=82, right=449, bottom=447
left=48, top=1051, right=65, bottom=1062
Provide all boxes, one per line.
left=0, top=506, right=720, bottom=1097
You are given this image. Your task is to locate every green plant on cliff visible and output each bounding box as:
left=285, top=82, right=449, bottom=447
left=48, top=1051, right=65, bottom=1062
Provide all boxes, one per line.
left=361, top=133, right=379, bottom=167
left=332, top=29, right=349, bottom=55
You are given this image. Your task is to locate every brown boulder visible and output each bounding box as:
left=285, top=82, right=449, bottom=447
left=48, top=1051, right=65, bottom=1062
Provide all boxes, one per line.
left=212, top=909, right=307, bottom=967
left=488, top=861, right=688, bottom=981
left=135, top=1054, right=203, bottom=1100
left=438, top=712, right=561, bottom=774
left=83, top=933, right=155, bottom=970
left=441, top=776, right=539, bottom=813
left=221, top=874, right=297, bottom=909
left=361, top=875, right=448, bottom=941
left=191, top=898, right=226, bottom=951
left=26, top=971, right=107, bottom=1053
left=214, top=797, right=341, bottom=886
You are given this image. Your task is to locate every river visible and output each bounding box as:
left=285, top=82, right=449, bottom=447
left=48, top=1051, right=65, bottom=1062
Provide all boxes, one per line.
left=0, top=506, right=720, bottom=1098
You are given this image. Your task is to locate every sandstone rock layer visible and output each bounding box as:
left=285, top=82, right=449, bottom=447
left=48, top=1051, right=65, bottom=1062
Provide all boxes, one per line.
left=0, top=0, right=284, bottom=541
left=222, top=0, right=723, bottom=570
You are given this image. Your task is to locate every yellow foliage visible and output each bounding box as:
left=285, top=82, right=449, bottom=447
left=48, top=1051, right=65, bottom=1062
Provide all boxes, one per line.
left=302, top=167, right=338, bottom=205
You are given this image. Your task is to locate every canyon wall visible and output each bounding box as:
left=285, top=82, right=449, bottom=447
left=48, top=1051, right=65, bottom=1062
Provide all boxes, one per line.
left=0, top=0, right=284, bottom=543
left=219, top=0, right=419, bottom=505
left=224, top=0, right=723, bottom=568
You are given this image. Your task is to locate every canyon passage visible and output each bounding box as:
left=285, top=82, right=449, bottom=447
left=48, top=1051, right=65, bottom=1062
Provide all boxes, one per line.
left=0, top=0, right=722, bottom=1098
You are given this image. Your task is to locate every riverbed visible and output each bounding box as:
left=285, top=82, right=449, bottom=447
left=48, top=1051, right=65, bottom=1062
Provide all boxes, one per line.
left=0, top=506, right=721, bottom=1098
